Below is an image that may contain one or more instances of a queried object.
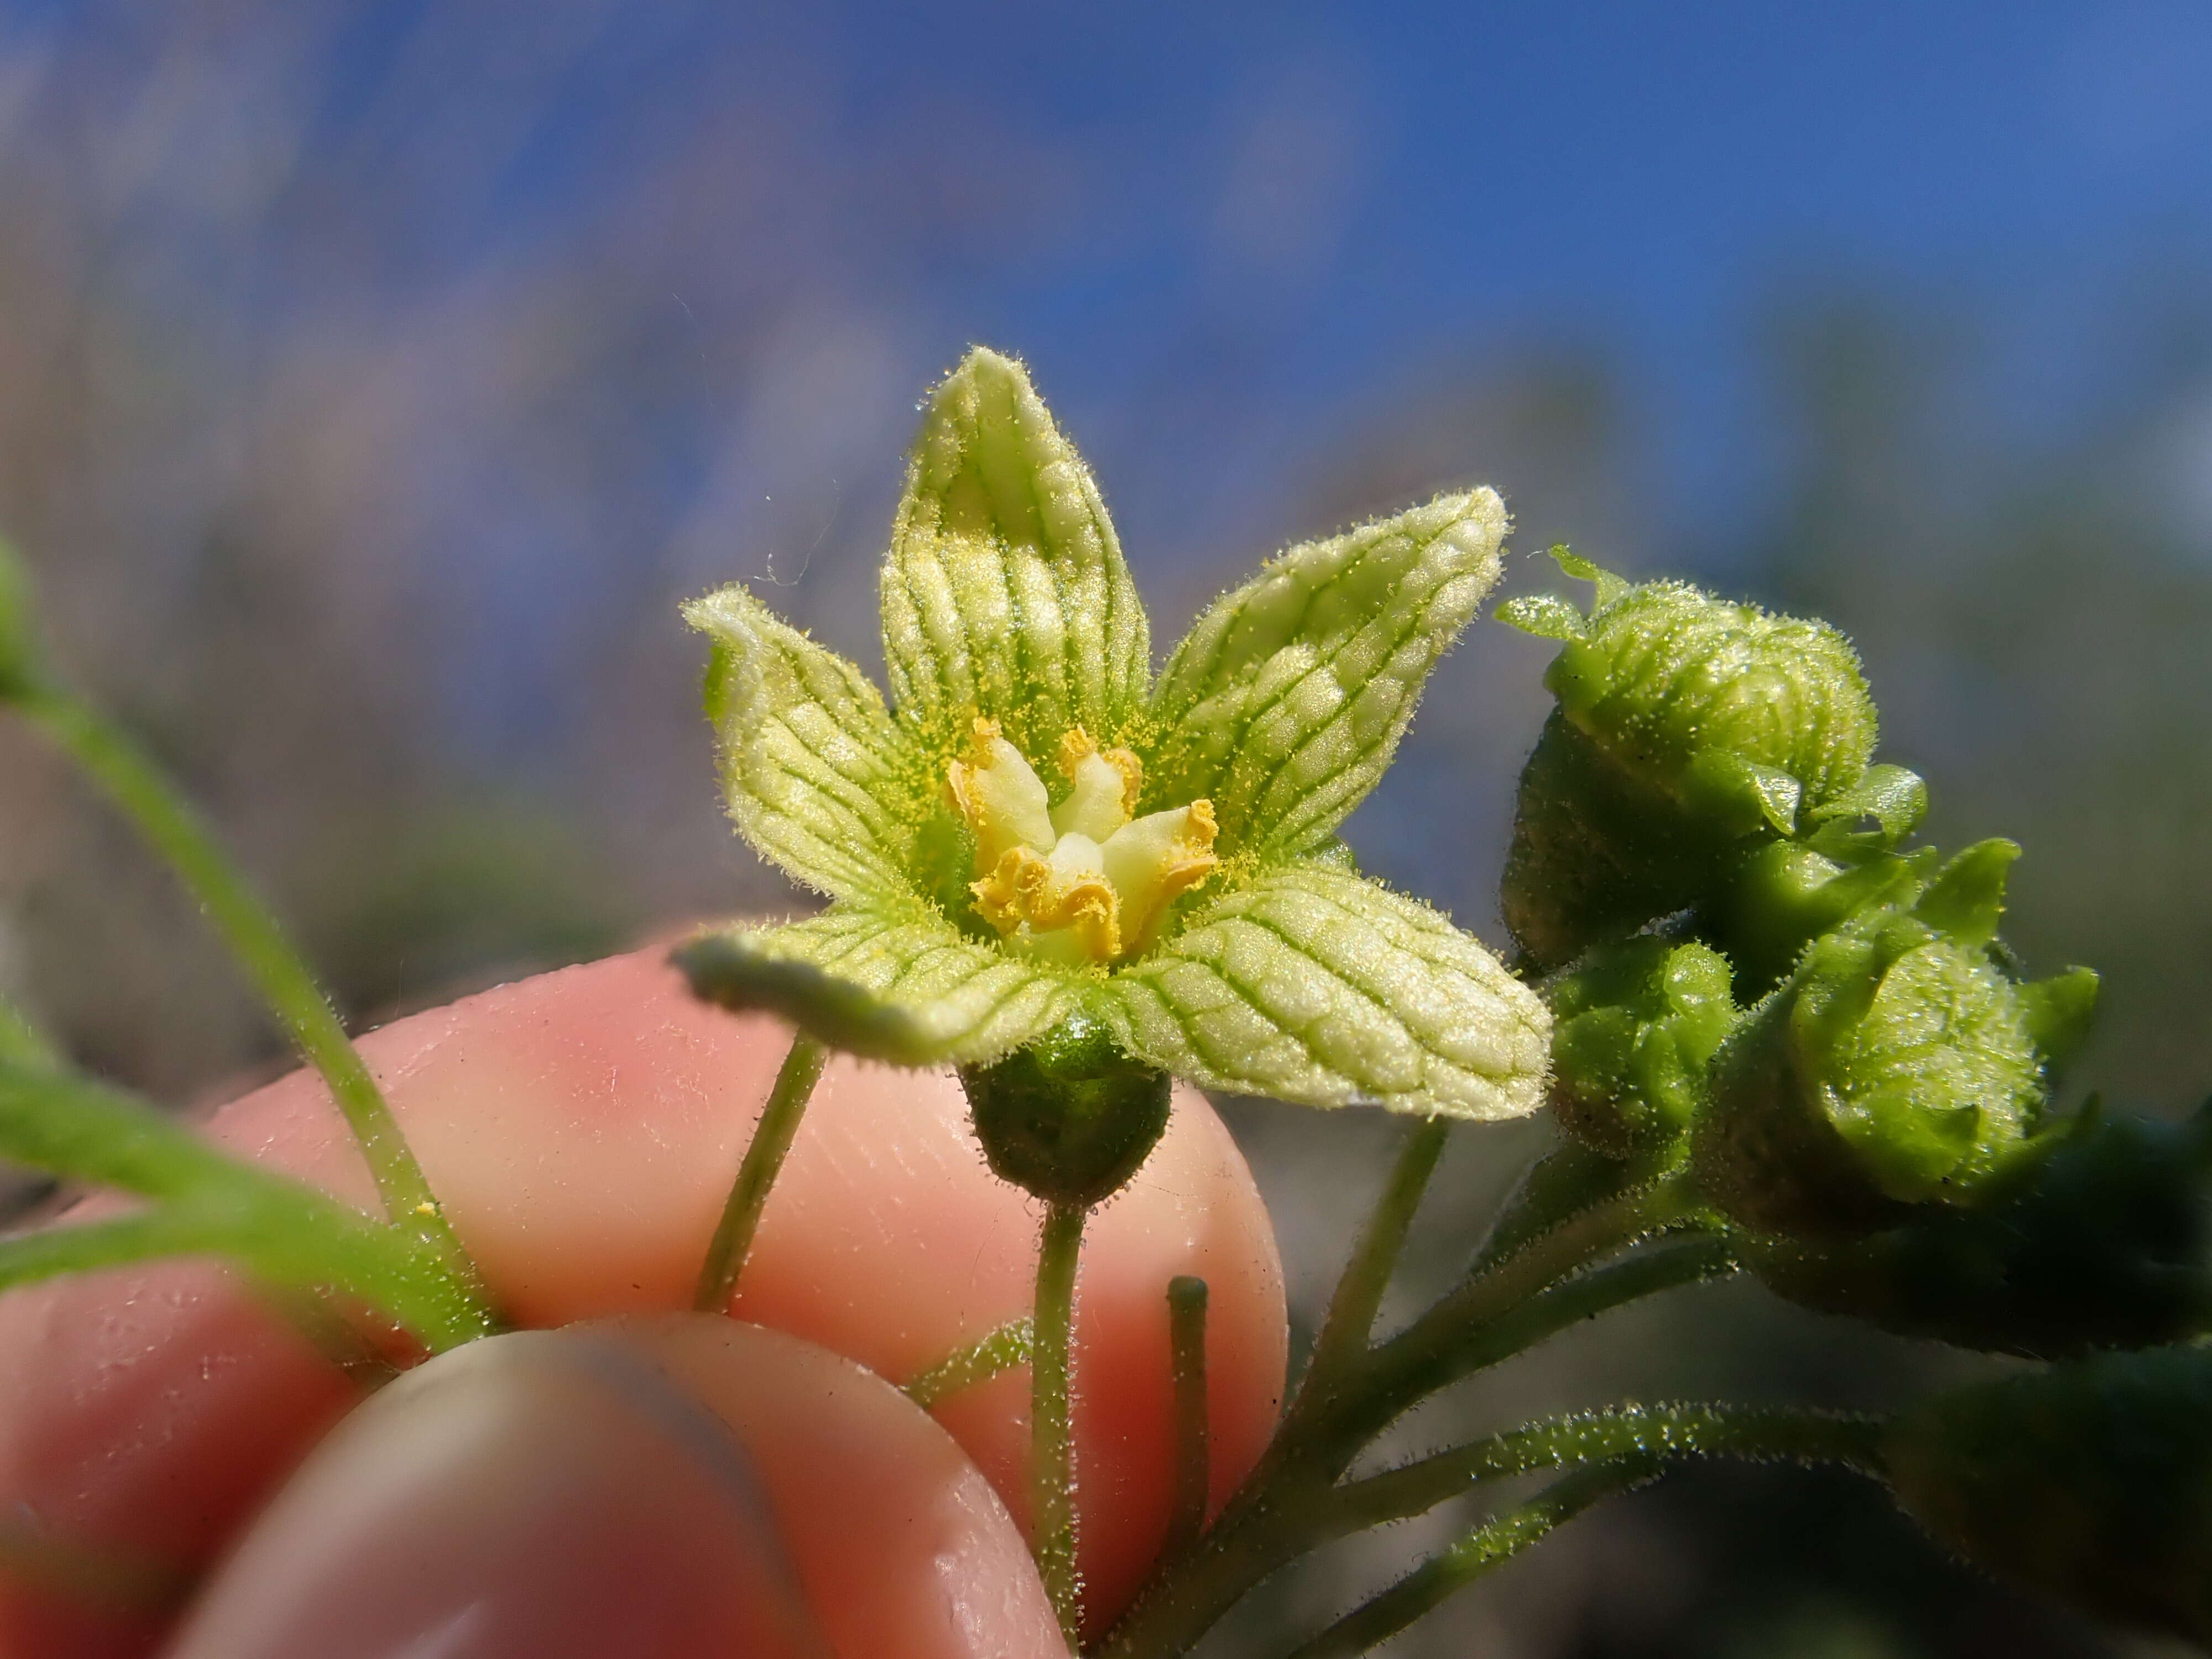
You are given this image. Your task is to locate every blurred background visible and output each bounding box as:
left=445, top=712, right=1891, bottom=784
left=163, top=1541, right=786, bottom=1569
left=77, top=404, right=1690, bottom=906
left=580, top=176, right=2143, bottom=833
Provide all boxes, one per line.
left=2, top=2, right=2209, bottom=1653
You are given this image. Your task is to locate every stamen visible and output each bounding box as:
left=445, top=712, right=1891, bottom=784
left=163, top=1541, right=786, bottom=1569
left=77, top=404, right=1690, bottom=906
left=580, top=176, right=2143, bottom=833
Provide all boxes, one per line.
left=954, top=722, right=1215, bottom=964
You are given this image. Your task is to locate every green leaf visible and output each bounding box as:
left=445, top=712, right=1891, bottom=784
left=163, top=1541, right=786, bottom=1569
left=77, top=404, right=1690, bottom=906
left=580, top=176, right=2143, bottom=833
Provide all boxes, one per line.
left=685, top=583, right=922, bottom=904
left=1102, top=861, right=1550, bottom=1119
left=675, top=901, right=1079, bottom=1067
left=0, top=1060, right=491, bottom=1349
left=879, top=348, right=1149, bottom=757
left=1147, top=490, right=1509, bottom=857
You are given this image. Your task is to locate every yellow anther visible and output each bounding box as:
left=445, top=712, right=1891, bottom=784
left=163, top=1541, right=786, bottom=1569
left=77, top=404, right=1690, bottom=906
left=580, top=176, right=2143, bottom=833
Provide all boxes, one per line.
left=947, top=716, right=1055, bottom=869
left=1100, top=799, right=1219, bottom=955
left=954, top=724, right=1215, bottom=964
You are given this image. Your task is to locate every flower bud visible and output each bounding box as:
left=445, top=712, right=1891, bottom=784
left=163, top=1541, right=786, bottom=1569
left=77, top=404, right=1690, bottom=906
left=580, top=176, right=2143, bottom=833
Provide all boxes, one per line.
left=1548, top=938, right=1739, bottom=1157
left=1743, top=1103, right=2212, bottom=1356
left=1884, top=1343, right=2212, bottom=1644
left=1713, top=836, right=1924, bottom=998
left=1499, top=554, right=1882, bottom=969
left=959, top=1006, right=1172, bottom=1206
left=1694, top=842, right=2089, bottom=1237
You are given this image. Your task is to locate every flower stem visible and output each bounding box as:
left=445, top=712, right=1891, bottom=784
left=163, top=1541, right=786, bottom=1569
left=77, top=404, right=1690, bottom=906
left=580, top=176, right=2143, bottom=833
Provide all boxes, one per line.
left=15, top=691, right=487, bottom=1310
left=1299, top=1116, right=1447, bottom=1399
left=1031, top=1199, right=1087, bottom=1649
left=0, top=1060, right=492, bottom=1349
left=1093, top=1185, right=1731, bottom=1659
left=902, top=1316, right=1035, bottom=1408
left=692, top=1031, right=827, bottom=1311
left=1288, top=1406, right=1887, bottom=1657
left=1164, top=1274, right=1212, bottom=1562
left=1327, top=1401, right=1887, bottom=1535
left=1282, top=1455, right=1661, bottom=1659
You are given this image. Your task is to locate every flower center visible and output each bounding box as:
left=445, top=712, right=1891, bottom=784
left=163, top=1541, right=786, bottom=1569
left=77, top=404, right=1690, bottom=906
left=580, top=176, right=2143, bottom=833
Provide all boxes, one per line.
left=946, top=718, right=1218, bottom=966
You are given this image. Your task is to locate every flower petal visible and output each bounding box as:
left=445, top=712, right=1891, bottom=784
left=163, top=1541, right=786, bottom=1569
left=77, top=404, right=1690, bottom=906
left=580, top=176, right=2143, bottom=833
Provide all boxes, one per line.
left=1146, top=491, right=1508, bottom=856
left=685, top=583, right=923, bottom=904
left=880, top=347, right=1149, bottom=757
left=1101, top=861, right=1550, bottom=1119
left=675, top=902, right=1081, bottom=1067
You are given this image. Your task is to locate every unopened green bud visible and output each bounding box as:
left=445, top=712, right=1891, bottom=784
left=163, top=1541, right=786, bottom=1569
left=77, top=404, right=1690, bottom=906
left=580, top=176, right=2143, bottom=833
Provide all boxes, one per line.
left=1549, top=938, right=1739, bottom=1156
left=1716, top=838, right=1924, bottom=998
left=1744, top=1102, right=2212, bottom=1356
left=1695, top=848, right=2084, bottom=1236
left=1884, top=1343, right=2212, bottom=1644
left=959, top=1007, right=1172, bottom=1207
left=1499, top=553, right=1881, bottom=968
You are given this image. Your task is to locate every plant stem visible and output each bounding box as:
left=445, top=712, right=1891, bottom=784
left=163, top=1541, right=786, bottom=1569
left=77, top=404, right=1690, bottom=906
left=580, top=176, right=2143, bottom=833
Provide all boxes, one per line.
left=1288, top=1405, right=1887, bottom=1658
left=1164, top=1275, right=1212, bottom=1562
left=1093, top=1201, right=1732, bottom=1659
left=1032, top=1199, right=1087, bottom=1650
left=0, top=1060, right=493, bottom=1349
left=1327, top=1401, right=1887, bottom=1535
left=16, top=692, right=483, bottom=1298
left=1281, top=1455, right=1663, bottom=1659
left=1299, top=1116, right=1447, bottom=1397
left=902, top=1317, right=1034, bottom=1408
left=692, top=1031, right=827, bottom=1311
left=1294, top=1172, right=1713, bottom=1461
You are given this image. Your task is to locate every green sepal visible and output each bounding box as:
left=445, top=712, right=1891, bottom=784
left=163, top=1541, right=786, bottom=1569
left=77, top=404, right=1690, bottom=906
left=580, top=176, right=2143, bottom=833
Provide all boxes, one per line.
left=1544, top=543, right=1630, bottom=607
left=1683, top=749, right=1802, bottom=837
left=959, top=1008, right=1172, bottom=1206
left=1884, top=1343, right=2212, bottom=1644
left=1911, top=838, right=2019, bottom=948
left=1100, top=860, right=1551, bottom=1120
left=1740, top=1103, right=2212, bottom=1358
left=675, top=903, right=1078, bottom=1067
left=1712, top=840, right=1919, bottom=998
left=879, top=347, right=1149, bottom=759
left=1804, top=763, right=1926, bottom=846
left=684, top=583, right=924, bottom=904
left=1146, top=491, right=1508, bottom=858
left=2017, top=965, right=2100, bottom=1075
left=1494, top=593, right=1586, bottom=642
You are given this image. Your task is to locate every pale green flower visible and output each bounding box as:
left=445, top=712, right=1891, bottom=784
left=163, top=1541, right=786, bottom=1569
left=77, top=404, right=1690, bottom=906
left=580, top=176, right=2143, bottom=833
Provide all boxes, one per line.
left=676, top=347, right=1548, bottom=1120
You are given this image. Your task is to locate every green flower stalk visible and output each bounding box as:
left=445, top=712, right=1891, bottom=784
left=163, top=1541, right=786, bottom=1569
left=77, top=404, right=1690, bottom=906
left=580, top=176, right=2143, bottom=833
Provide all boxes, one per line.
left=676, top=347, right=1551, bottom=1128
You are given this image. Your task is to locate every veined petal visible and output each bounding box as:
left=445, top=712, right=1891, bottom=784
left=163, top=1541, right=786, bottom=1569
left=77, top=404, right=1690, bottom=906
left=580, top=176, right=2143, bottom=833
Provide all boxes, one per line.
left=675, top=902, right=1081, bottom=1067
left=685, top=584, right=922, bottom=902
left=1146, top=491, right=1508, bottom=857
left=880, top=348, right=1149, bottom=757
left=1100, top=861, right=1550, bottom=1120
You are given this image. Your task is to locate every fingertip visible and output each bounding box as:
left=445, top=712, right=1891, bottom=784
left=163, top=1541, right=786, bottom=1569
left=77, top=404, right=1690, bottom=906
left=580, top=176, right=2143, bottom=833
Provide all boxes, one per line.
left=164, top=1321, right=1064, bottom=1659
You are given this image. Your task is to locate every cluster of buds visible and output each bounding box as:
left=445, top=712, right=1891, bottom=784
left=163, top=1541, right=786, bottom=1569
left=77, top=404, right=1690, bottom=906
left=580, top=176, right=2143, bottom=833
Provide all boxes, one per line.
left=1499, top=552, right=2199, bottom=1324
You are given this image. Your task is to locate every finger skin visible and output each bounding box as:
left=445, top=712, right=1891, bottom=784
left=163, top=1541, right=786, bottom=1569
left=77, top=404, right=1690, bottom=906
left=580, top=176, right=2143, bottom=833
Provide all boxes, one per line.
left=0, top=945, right=1287, bottom=1652
left=165, top=1320, right=1066, bottom=1659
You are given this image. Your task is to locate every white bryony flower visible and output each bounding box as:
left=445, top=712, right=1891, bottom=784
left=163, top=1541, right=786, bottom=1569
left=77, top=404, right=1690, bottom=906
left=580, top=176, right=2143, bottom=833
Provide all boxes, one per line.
left=676, top=347, right=1549, bottom=1121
